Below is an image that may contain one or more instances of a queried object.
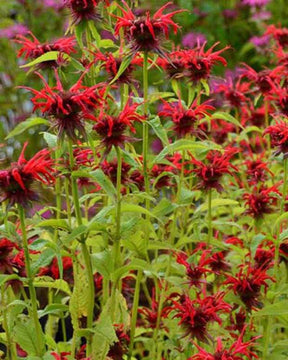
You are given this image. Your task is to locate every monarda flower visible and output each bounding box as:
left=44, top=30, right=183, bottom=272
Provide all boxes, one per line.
left=189, top=331, right=259, bottom=360
left=214, top=77, right=250, bottom=109
left=242, top=64, right=276, bottom=95
left=156, top=50, right=186, bottom=79
left=244, top=157, right=273, bottom=185
left=243, top=185, right=280, bottom=219
left=100, top=159, right=131, bottom=186
left=158, top=98, right=214, bottom=138
left=21, top=71, right=104, bottom=141
left=0, top=143, right=55, bottom=207
left=64, top=0, right=109, bottom=24
left=0, top=238, right=18, bottom=274
left=15, top=32, right=76, bottom=68
left=114, top=1, right=185, bottom=56
left=190, top=149, right=238, bottom=193
left=266, top=25, right=288, bottom=48
left=93, top=102, right=145, bottom=153
left=93, top=51, right=142, bottom=84
left=172, top=292, right=231, bottom=343
left=180, top=42, right=229, bottom=83
left=264, top=120, right=288, bottom=157
left=225, top=265, right=273, bottom=310
left=38, top=256, right=74, bottom=284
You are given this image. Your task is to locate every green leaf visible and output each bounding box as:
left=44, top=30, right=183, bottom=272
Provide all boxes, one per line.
left=154, top=139, right=220, bottom=163
left=273, top=212, right=288, bottom=232
left=0, top=274, right=21, bottom=286
left=211, top=112, right=244, bottom=130
left=20, top=51, right=69, bottom=68
left=196, top=199, right=239, bottom=213
left=148, top=116, right=169, bottom=146
left=42, top=132, right=57, bottom=148
left=91, top=169, right=117, bottom=199
left=91, top=251, right=114, bottom=278
left=152, top=198, right=177, bottom=217
left=36, top=219, right=70, bottom=230
left=109, top=54, right=133, bottom=84
left=33, top=277, right=71, bottom=295
left=31, top=248, right=55, bottom=275
left=147, top=92, right=174, bottom=103
left=253, top=302, right=288, bottom=316
left=5, top=117, right=49, bottom=139
left=13, top=320, right=44, bottom=355
left=200, top=79, right=210, bottom=96
left=75, top=22, right=86, bottom=47
left=63, top=224, right=88, bottom=245
left=38, top=304, right=69, bottom=318
left=117, top=203, right=160, bottom=221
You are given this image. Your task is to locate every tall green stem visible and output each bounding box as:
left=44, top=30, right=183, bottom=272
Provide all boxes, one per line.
left=207, top=189, right=213, bottom=244
left=68, top=139, right=94, bottom=356
left=18, top=205, right=44, bottom=356
left=128, top=51, right=149, bottom=359
left=111, top=146, right=122, bottom=320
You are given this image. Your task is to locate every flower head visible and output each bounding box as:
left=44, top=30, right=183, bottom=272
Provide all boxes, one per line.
left=64, top=0, right=109, bottom=24
left=15, top=32, right=76, bottom=68
left=225, top=265, right=273, bottom=310
left=264, top=120, right=288, bottom=157
left=0, top=143, right=55, bottom=207
left=159, top=98, right=214, bottom=138
left=243, top=185, right=280, bottom=219
left=93, top=102, right=145, bottom=152
left=21, top=71, right=104, bottom=141
left=266, top=25, right=288, bottom=48
left=114, top=1, right=185, bottom=56
left=190, top=148, right=238, bottom=192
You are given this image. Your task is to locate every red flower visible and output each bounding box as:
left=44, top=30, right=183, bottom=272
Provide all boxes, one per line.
left=208, top=250, right=231, bottom=273
left=0, top=143, right=55, bottom=207
left=157, top=50, right=186, bottom=79
left=244, top=157, right=273, bottom=185
left=38, top=256, right=73, bottom=284
left=176, top=250, right=212, bottom=288
left=243, top=185, right=280, bottom=219
left=225, top=265, right=274, bottom=310
left=190, top=149, right=238, bottom=193
left=242, top=64, right=276, bottom=95
left=266, top=25, right=288, bottom=48
left=93, top=102, right=145, bottom=152
left=100, top=158, right=131, bottom=186
left=264, top=120, right=288, bottom=157
left=114, top=1, right=184, bottom=55
left=107, top=324, right=130, bottom=360
left=0, top=238, right=17, bottom=273
left=15, top=32, right=76, bottom=68
left=172, top=292, right=231, bottom=343
left=189, top=330, right=259, bottom=360
left=214, top=77, right=250, bottom=109
left=21, top=71, right=104, bottom=141
left=159, top=98, right=214, bottom=138
left=180, top=42, right=229, bottom=83
left=93, top=51, right=142, bottom=84
left=64, top=0, right=109, bottom=24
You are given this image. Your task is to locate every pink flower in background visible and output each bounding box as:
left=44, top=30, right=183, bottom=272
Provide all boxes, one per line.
left=0, top=24, right=29, bottom=39
left=39, top=0, right=65, bottom=10
left=242, top=0, right=271, bottom=7
left=182, top=32, right=206, bottom=48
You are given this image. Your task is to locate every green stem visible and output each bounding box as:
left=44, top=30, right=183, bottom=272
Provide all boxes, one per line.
left=263, top=316, right=272, bottom=359
left=128, top=270, right=143, bottom=360
left=1, top=286, right=17, bottom=359
left=143, top=52, right=150, bottom=208
left=111, top=146, right=122, bottom=320
left=18, top=205, right=44, bottom=356
left=207, top=189, right=213, bottom=244
left=67, top=139, right=94, bottom=356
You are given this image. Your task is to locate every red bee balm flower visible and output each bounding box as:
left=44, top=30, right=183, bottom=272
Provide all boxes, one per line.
left=15, top=32, right=76, bottom=64
left=190, top=149, right=238, bottom=193
left=264, top=120, right=288, bottom=157
left=114, top=1, right=185, bottom=55
left=243, top=185, right=280, bottom=219
left=93, top=102, right=145, bottom=152
left=64, top=0, right=109, bottom=24
left=0, top=143, right=54, bottom=207
left=189, top=331, right=259, bottom=360
left=158, top=98, right=214, bottom=138
left=21, top=71, right=104, bottom=141
left=225, top=265, right=273, bottom=310
left=180, top=42, right=229, bottom=83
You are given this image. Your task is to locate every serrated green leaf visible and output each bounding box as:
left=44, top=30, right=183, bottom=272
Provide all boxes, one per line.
left=109, top=54, right=133, bottom=84
left=91, top=250, right=113, bottom=277
left=253, top=301, right=288, bottom=316
left=152, top=198, right=177, bottom=217
left=38, top=304, right=69, bottom=318
left=33, top=277, right=71, bottom=295
left=91, top=169, right=117, bottom=199
left=13, top=320, right=44, bottom=355
left=36, top=219, right=70, bottom=230
left=63, top=224, right=88, bottom=245
left=6, top=117, right=49, bottom=139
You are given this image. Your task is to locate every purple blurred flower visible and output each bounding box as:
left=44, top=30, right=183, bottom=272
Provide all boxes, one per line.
left=39, top=0, right=64, bottom=10
left=222, top=9, right=238, bottom=19
left=182, top=32, right=206, bottom=48
left=250, top=34, right=271, bottom=48
left=242, top=0, right=271, bottom=6
left=251, top=10, right=271, bottom=21
left=0, top=24, right=28, bottom=39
